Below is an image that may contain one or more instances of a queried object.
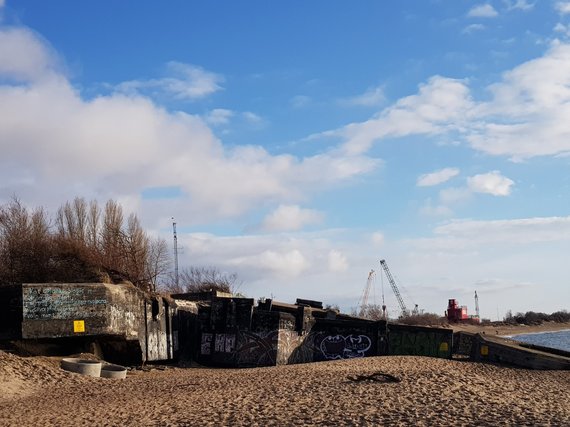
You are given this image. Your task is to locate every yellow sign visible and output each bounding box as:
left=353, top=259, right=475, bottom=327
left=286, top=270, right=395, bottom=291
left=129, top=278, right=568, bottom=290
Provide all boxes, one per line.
left=439, top=342, right=449, bottom=352
left=73, top=320, right=85, bottom=333
left=480, top=345, right=489, bottom=356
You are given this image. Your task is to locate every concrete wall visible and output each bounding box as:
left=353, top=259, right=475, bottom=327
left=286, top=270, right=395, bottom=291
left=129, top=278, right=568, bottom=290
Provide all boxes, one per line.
left=144, top=297, right=178, bottom=362
left=0, top=283, right=177, bottom=364
left=19, top=283, right=143, bottom=339
left=0, top=286, right=23, bottom=340
left=387, top=324, right=453, bottom=358
left=285, top=318, right=380, bottom=365
left=470, top=333, right=570, bottom=370
left=1, top=286, right=466, bottom=367
left=196, top=297, right=392, bottom=367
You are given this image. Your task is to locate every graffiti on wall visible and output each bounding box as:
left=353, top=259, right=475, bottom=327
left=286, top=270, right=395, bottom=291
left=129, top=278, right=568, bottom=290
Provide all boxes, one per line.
left=235, top=330, right=280, bottom=366
left=201, top=333, right=213, bottom=355
left=22, top=286, right=107, bottom=320
left=319, top=334, right=372, bottom=360
left=214, top=333, right=236, bottom=353
left=389, top=330, right=451, bottom=358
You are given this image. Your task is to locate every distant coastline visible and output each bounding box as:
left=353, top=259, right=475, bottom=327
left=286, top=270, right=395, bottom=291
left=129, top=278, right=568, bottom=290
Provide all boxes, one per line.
left=449, top=321, right=570, bottom=337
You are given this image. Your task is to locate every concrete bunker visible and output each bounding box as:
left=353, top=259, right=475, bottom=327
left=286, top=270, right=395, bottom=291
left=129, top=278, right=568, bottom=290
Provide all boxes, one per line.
left=0, top=283, right=183, bottom=365
left=1, top=284, right=568, bottom=370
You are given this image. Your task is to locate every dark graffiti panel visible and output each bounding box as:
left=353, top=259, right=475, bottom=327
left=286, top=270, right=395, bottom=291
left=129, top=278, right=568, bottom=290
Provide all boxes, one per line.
left=388, top=326, right=452, bottom=358
left=319, top=334, right=372, bottom=360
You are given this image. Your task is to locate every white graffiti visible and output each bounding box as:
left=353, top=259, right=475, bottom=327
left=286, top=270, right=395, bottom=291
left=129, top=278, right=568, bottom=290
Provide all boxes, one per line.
left=320, top=334, right=372, bottom=360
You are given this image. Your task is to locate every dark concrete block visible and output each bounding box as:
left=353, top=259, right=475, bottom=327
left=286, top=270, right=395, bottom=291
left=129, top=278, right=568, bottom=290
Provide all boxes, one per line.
left=0, top=286, right=23, bottom=340
left=388, top=324, right=453, bottom=358
left=310, top=318, right=379, bottom=362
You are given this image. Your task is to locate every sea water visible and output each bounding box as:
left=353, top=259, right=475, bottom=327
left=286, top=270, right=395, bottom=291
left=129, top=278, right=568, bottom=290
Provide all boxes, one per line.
left=507, top=330, right=570, bottom=353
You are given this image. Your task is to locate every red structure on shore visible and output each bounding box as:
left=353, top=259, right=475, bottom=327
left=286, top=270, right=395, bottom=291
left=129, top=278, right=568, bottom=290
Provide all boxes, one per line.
left=446, top=299, right=469, bottom=322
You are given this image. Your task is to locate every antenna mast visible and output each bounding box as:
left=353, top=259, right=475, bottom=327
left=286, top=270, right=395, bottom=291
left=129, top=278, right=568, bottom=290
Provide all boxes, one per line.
left=172, top=218, right=179, bottom=289
left=474, top=290, right=480, bottom=319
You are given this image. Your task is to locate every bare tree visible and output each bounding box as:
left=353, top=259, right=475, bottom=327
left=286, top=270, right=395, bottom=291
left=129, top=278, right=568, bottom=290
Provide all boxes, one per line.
left=101, top=199, right=124, bottom=273
left=123, top=214, right=149, bottom=288
left=87, top=199, right=100, bottom=248
left=351, top=304, right=386, bottom=321
left=0, top=197, right=51, bottom=284
left=162, top=266, right=242, bottom=294
left=0, top=196, right=172, bottom=290
left=55, top=197, right=89, bottom=243
left=145, top=237, right=170, bottom=292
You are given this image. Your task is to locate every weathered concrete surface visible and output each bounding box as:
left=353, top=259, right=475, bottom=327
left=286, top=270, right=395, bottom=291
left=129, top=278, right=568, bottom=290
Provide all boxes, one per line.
left=0, top=283, right=178, bottom=364
left=470, top=333, right=570, bottom=370
left=388, top=324, right=453, bottom=359
left=286, top=318, right=380, bottom=364
left=17, top=283, right=144, bottom=340
left=0, top=286, right=22, bottom=340
left=193, top=295, right=456, bottom=368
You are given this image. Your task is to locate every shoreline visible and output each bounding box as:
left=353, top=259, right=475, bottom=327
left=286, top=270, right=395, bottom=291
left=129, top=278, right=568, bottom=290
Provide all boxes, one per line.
left=501, top=328, right=570, bottom=338
left=448, top=321, right=570, bottom=336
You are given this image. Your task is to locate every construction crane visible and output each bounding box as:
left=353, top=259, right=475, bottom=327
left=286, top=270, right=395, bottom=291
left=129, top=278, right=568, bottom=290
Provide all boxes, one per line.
left=474, top=290, right=480, bottom=319
left=357, top=270, right=376, bottom=316
left=379, top=259, right=414, bottom=317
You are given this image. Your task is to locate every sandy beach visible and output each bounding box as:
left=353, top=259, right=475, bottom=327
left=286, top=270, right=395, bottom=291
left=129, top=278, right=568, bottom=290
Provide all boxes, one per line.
left=1, top=349, right=569, bottom=427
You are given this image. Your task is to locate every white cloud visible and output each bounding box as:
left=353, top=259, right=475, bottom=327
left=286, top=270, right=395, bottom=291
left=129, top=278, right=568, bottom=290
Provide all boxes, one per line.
left=205, top=108, right=233, bottom=125
left=259, top=205, right=324, bottom=232
left=242, top=111, right=263, bottom=124
left=328, top=250, right=349, bottom=272
left=115, top=61, right=224, bottom=100
left=556, top=1, right=570, bottom=15
left=420, top=187, right=470, bottom=217
left=342, top=85, right=385, bottom=107
left=554, top=23, right=567, bottom=33
left=469, top=42, right=570, bottom=160
left=175, top=217, right=570, bottom=317
left=0, top=27, right=60, bottom=81
left=467, top=171, right=514, bottom=196
left=417, top=167, right=460, bottom=187
left=503, top=0, right=535, bottom=11
left=181, top=232, right=328, bottom=281
left=0, top=26, right=379, bottom=223
left=291, top=95, right=311, bottom=108
left=419, top=200, right=454, bottom=217
left=316, top=41, right=570, bottom=161
left=468, top=4, right=499, bottom=18
left=419, top=172, right=511, bottom=216
left=319, top=76, right=473, bottom=155
left=230, top=249, right=310, bottom=278
left=439, top=187, right=472, bottom=204
left=0, top=0, right=5, bottom=9
left=462, top=24, right=486, bottom=34
left=371, top=232, right=385, bottom=246
left=433, top=216, right=570, bottom=244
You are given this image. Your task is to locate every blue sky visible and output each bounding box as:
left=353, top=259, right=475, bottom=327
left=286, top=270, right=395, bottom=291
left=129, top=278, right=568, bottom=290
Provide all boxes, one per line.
left=1, top=0, right=570, bottom=319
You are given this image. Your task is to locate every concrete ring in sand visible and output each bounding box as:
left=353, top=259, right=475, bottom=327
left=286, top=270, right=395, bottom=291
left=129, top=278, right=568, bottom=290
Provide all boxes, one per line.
left=60, top=358, right=102, bottom=377
left=100, top=364, right=128, bottom=379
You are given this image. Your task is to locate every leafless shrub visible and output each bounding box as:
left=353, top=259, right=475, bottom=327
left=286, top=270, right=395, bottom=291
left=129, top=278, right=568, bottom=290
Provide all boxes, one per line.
left=351, top=304, right=386, bottom=320
left=0, top=197, right=170, bottom=290
left=146, top=237, right=170, bottom=293
left=0, top=197, right=52, bottom=283
left=161, top=266, right=241, bottom=294
left=397, top=312, right=447, bottom=326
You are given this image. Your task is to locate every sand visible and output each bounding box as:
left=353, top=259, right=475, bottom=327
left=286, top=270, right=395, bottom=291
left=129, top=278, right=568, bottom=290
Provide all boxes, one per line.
left=1, top=350, right=569, bottom=426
